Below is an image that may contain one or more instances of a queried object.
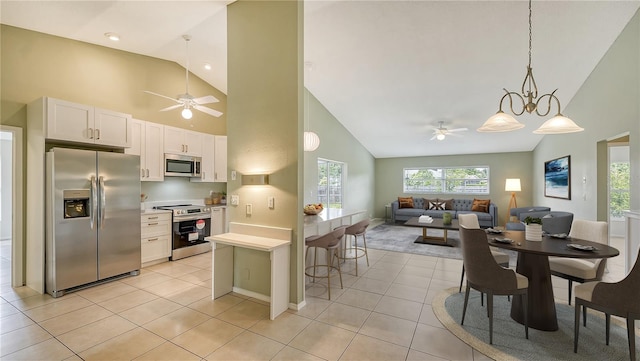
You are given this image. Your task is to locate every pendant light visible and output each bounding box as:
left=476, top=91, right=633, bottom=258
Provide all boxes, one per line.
left=304, top=62, right=320, bottom=152
left=478, top=0, right=583, bottom=134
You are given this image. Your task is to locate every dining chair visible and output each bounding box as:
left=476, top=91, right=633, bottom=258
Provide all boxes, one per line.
left=458, top=213, right=510, bottom=293
left=548, top=219, right=608, bottom=305
left=573, top=248, right=640, bottom=361
left=459, top=226, right=529, bottom=344
left=305, top=227, right=346, bottom=300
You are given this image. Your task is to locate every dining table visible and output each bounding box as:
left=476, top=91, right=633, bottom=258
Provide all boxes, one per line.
left=487, top=230, right=619, bottom=331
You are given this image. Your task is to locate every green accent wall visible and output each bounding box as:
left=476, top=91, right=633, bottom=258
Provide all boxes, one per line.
left=375, top=152, right=533, bottom=227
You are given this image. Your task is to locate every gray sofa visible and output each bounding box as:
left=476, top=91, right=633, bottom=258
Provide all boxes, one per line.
left=391, top=197, right=497, bottom=228
left=506, top=206, right=574, bottom=235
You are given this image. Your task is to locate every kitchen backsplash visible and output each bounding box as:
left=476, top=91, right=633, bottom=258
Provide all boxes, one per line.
left=141, top=177, right=226, bottom=204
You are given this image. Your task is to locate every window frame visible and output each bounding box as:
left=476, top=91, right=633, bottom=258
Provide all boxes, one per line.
left=317, top=158, right=346, bottom=209
left=402, top=166, right=490, bottom=195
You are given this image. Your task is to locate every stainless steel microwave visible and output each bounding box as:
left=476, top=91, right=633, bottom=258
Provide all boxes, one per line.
left=164, top=154, right=201, bottom=177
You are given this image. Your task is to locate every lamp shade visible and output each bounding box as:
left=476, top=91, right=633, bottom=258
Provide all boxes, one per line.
left=304, top=131, right=320, bottom=151
left=505, top=178, right=521, bottom=192
left=477, top=111, right=525, bottom=132
left=533, top=114, right=584, bottom=134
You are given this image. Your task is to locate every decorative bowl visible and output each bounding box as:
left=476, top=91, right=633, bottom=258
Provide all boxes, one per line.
left=303, top=204, right=323, bottom=215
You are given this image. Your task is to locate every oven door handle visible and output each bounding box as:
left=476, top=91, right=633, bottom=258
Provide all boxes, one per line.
left=174, top=214, right=211, bottom=222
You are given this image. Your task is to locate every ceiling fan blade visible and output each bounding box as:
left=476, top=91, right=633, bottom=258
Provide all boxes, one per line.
left=194, top=104, right=223, bottom=117
left=192, top=95, right=219, bottom=105
left=429, top=135, right=437, bottom=141
left=159, top=104, right=183, bottom=112
left=447, top=128, right=469, bottom=133
left=144, top=90, right=180, bottom=103
left=448, top=133, right=464, bottom=137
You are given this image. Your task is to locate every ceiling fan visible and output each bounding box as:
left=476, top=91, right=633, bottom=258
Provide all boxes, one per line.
left=144, top=35, right=222, bottom=119
left=430, top=121, right=468, bottom=141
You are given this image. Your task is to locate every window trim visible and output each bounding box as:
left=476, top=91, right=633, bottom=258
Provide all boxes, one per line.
left=402, top=166, right=490, bottom=195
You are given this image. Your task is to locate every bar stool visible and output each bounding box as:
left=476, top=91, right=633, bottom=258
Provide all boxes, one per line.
left=338, top=219, right=370, bottom=276
left=305, top=227, right=345, bottom=300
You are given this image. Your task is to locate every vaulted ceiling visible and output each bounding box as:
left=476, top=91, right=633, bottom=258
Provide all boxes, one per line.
left=2, top=1, right=638, bottom=158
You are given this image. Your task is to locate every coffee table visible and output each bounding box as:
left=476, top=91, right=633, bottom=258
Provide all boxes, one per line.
left=404, top=217, right=459, bottom=247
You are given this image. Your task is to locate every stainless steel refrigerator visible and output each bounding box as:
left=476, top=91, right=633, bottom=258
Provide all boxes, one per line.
left=46, top=147, right=141, bottom=297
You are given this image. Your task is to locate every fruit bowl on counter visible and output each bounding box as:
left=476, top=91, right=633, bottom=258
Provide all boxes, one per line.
left=303, top=203, right=324, bottom=215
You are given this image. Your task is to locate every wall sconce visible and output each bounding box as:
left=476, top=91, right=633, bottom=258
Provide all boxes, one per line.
left=242, top=174, right=269, bottom=185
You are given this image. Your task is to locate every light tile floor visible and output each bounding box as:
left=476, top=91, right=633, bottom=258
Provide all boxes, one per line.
left=0, top=232, right=631, bottom=361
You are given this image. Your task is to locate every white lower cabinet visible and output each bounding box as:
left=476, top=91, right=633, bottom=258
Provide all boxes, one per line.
left=141, top=212, right=171, bottom=264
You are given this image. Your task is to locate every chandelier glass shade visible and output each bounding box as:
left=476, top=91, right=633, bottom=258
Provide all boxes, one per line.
left=479, top=0, right=583, bottom=134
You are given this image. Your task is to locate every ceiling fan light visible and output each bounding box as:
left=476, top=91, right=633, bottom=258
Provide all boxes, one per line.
left=304, top=131, right=320, bottom=151
left=181, top=108, right=193, bottom=119
left=533, top=114, right=584, bottom=134
left=436, top=133, right=445, bottom=141
left=477, top=111, right=525, bottom=132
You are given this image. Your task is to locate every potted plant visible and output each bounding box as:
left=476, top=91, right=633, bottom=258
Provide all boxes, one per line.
left=523, top=216, right=543, bottom=241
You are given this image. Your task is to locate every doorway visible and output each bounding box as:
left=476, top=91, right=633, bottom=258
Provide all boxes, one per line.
left=606, top=135, right=629, bottom=280
left=0, top=126, right=24, bottom=287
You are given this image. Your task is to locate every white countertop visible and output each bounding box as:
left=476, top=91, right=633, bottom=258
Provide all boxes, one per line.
left=206, top=233, right=290, bottom=252
left=303, top=208, right=367, bottom=227
left=140, top=209, right=172, bottom=215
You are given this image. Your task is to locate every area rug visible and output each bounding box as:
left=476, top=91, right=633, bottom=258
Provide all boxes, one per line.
left=432, top=287, right=639, bottom=361
left=365, top=223, right=462, bottom=259
left=366, top=223, right=518, bottom=263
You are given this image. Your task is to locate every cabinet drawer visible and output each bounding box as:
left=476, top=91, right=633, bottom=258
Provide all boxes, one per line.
left=141, top=220, right=171, bottom=237
left=142, top=213, right=171, bottom=223
left=141, top=235, right=171, bottom=263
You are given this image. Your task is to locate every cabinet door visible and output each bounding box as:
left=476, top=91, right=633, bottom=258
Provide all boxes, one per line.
left=214, top=135, right=227, bottom=182
left=164, top=125, right=185, bottom=154
left=125, top=119, right=145, bottom=180
left=183, top=130, right=203, bottom=157
left=192, top=134, right=215, bottom=182
left=144, top=122, right=165, bottom=182
left=94, top=108, right=132, bottom=148
left=46, top=98, right=94, bottom=143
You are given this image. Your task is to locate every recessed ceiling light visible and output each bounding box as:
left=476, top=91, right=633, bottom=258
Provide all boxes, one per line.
left=104, top=32, right=120, bottom=41
left=204, top=63, right=212, bottom=71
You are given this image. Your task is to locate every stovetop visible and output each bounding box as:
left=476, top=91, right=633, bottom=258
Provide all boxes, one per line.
left=154, top=204, right=211, bottom=217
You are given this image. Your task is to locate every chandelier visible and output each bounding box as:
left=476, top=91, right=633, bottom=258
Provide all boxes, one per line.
left=478, top=0, right=583, bottom=134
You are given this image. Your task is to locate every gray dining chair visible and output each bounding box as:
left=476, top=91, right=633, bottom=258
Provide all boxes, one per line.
left=548, top=219, right=608, bottom=305
left=573, top=248, right=640, bottom=361
left=459, top=226, right=529, bottom=344
left=458, top=213, right=509, bottom=293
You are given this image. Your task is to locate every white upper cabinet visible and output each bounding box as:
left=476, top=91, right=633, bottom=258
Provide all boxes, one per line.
left=164, top=125, right=202, bottom=157
left=43, top=97, right=132, bottom=148
left=214, top=135, right=227, bottom=182
left=126, top=119, right=164, bottom=182
left=191, top=134, right=215, bottom=183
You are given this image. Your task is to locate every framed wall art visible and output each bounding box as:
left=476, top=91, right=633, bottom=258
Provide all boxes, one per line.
left=544, top=155, right=571, bottom=199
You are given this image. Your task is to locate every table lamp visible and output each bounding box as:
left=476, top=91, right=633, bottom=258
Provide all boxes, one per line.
left=505, top=178, right=521, bottom=223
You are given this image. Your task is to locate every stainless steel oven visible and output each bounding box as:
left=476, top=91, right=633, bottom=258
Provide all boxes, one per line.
left=154, top=204, right=211, bottom=260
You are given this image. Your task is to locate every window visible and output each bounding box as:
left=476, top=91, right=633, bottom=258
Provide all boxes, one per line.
left=318, top=159, right=344, bottom=209
left=403, top=166, right=489, bottom=194
left=609, top=161, right=630, bottom=220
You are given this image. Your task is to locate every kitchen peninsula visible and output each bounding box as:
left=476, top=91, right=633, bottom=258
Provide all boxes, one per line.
left=304, top=208, right=368, bottom=238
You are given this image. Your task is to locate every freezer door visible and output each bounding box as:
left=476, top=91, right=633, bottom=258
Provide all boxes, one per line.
left=97, top=152, right=141, bottom=279
left=46, top=148, right=98, bottom=293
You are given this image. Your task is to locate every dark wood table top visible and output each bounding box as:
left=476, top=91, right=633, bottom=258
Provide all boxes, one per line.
left=404, top=217, right=459, bottom=230
left=486, top=230, right=619, bottom=259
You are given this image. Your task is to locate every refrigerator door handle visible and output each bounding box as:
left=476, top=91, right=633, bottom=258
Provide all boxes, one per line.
left=99, top=176, right=106, bottom=229
left=90, top=175, right=97, bottom=230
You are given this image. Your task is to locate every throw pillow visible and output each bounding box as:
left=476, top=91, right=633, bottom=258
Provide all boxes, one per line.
left=439, top=198, right=454, bottom=210
left=423, top=198, right=438, bottom=210
left=428, top=200, right=445, bottom=210
left=471, top=198, right=491, bottom=213
left=398, top=197, right=414, bottom=209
